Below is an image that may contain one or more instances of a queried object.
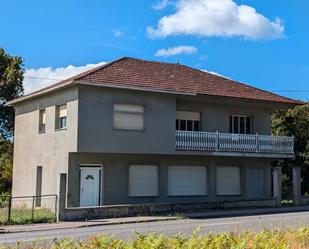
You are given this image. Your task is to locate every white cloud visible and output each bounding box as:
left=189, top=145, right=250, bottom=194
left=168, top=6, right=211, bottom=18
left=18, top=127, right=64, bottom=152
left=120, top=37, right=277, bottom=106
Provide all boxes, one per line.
left=113, top=30, right=125, bottom=37
left=147, top=0, right=284, bottom=40
left=155, top=45, right=197, bottom=57
left=23, top=62, right=106, bottom=94
left=153, top=0, right=170, bottom=10
left=202, top=69, right=231, bottom=79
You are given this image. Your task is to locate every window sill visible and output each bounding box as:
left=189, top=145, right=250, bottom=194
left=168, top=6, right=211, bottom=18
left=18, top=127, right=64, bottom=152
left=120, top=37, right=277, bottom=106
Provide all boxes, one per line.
left=113, top=128, right=145, bottom=132
left=168, top=194, right=208, bottom=197
left=55, top=127, right=67, bottom=132
left=38, top=131, right=46, bottom=134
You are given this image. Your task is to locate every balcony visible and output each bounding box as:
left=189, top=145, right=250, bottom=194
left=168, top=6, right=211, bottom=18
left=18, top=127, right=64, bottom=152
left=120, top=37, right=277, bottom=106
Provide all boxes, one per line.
left=175, top=130, right=294, bottom=155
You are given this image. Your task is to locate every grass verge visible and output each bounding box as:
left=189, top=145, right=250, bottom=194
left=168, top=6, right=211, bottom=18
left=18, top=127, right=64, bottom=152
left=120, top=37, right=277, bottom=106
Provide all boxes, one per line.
left=0, top=207, right=56, bottom=225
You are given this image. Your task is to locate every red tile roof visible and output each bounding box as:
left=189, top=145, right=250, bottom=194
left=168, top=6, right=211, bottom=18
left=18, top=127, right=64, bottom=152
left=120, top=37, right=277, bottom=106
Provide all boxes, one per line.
left=8, top=57, right=301, bottom=105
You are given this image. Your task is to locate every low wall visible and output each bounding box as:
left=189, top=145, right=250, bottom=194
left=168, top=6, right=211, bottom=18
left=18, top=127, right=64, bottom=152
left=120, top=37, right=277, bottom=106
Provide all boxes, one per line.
left=62, top=199, right=277, bottom=221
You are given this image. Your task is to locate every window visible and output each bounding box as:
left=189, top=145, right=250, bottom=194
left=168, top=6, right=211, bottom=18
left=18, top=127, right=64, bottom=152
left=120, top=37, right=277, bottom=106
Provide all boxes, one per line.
left=168, top=166, right=207, bottom=196
left=229, top=115, right=252, bottom=134
left=36, top=166, right=42, bottom=207
left=56, top=104, right=67, bottom=129
left=113, top=104, right=144, bottom=130
left=216, top=166, right=240, bottom=195
left=129, top=165, right=158, bottom=197
left=39, top=109, right=46, bottom=133
left=176, top=111, right=200, bottom=131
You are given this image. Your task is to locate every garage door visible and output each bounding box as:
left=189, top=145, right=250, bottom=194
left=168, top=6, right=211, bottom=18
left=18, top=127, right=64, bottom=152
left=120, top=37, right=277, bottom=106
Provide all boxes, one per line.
left=216, top=166, right=240, bottom=195
left=129, top=165, right=158, bottom=197
left=168, top=166, right=207, bottom=196
left=246, top=168, right=265, bottom=199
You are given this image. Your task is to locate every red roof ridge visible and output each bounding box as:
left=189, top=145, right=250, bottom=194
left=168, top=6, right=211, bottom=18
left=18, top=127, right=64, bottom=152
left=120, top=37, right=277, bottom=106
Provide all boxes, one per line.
left=74, top=57, right=128, bottom=81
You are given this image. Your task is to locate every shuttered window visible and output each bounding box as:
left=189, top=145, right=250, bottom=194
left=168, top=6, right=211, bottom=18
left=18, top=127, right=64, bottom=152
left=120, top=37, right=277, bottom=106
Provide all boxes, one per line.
left=113, top=104, right=144, bottom=130
left=129, top=165, right=158, bottom=197
left=56, top=104, right=67, bottom=129
left=216, top=166, right=240, bottom=195
left=168, top=166, right=207, bottom=196
left=39, top=109, right=46, bottom=133
left=176, top=111, right=201, bottom=131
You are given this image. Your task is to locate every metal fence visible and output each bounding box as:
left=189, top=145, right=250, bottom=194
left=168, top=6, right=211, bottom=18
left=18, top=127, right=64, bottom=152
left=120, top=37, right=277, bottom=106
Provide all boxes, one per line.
left=0, top=194, right=58, bottom=224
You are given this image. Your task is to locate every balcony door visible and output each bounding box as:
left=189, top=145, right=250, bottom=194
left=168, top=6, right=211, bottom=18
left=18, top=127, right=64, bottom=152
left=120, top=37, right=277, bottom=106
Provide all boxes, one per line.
left=229, top=115, right=252, bottom=134
left=176, top=111, right=200, bottom=131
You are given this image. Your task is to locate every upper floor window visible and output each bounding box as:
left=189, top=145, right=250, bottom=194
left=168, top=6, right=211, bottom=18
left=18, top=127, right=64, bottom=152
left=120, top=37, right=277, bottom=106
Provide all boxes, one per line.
left=38, top=109, right=46, bottom=133
left=229, top=115, right=252, bottom=134
left=176, top=111, right=200, bottom=131
left=113, top=104, right=144, bottom=130
left=56, top=104, right=67, bottom=130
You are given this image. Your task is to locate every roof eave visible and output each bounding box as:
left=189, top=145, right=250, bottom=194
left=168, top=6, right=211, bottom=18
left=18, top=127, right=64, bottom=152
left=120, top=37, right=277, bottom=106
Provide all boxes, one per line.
left=6, top=80, right=75, bottom=106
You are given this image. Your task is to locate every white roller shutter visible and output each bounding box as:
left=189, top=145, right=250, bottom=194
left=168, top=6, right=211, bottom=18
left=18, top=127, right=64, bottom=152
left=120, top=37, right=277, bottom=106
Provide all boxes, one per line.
left=113, top=104, right=144, bottom=130
left=168, top=166, right=207, bottom=196
left=41, top=109, right=46, bottom=124
left=176, top=111, right=200, bottom=121
left=129, top=165, right=158, bottom=197
left=59, top=105, right=67, bottom=118
left=216, top=166, right=240, bottom=195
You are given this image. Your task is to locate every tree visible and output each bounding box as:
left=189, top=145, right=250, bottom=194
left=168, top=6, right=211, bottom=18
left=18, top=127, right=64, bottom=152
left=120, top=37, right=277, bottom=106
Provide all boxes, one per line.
left=0, top=140, right=13, bottom=194
left=272, top=103, right=309, bottom=196
left=0, top=48, right=24, bottom=194
left=0, top=47, right=24, bottom=140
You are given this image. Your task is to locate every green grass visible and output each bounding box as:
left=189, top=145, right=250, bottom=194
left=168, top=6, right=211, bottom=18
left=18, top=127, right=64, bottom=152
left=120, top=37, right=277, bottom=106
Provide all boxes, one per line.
left=282, top=199, right=293, bottom=206
left=0, top=207, right=56, bottom=225
left=2, top=227, right=309, bottom=249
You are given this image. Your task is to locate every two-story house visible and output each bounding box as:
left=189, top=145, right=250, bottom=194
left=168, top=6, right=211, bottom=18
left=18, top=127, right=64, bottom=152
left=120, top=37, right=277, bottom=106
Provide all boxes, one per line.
left=8, top=57, right=299, bottom=216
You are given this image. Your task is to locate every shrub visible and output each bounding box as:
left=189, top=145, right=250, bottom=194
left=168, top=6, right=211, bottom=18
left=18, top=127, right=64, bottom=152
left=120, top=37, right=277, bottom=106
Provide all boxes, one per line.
left=2, top=227, right=309, bottom=249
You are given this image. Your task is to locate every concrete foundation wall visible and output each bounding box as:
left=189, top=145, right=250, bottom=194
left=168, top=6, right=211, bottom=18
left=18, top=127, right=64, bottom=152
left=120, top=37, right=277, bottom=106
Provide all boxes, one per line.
left=67, top=153, right=272, bottom=207
left=301, top=196, right=309, bottom=205
left=63, top=199, right=277, bottom=221
left=12, top=87, right=79, bottom=198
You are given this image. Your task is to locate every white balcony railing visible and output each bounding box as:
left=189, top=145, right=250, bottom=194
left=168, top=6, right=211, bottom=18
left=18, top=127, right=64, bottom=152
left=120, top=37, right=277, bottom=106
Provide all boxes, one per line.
left=175, top=130, right=294, bottom=154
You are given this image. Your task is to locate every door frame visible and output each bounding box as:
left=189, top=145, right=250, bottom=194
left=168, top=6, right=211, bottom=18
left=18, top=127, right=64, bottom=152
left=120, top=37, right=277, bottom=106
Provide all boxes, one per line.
left=79, top=164, right=104, bottom=206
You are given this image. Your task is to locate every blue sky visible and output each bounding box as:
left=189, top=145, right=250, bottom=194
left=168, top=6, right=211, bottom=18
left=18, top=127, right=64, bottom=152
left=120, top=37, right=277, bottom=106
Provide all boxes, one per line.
left=1, top=0, right=308, bottom=100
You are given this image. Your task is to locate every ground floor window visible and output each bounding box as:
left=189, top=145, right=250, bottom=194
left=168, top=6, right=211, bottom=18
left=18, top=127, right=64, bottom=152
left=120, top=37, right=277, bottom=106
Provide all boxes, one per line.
left=216, top=166, right=241, bottom=195
left=168, top=166, right=207, bottom=196
left=128, top=165, right=158, bottom=197
left=36, top=166, right=43, bottom=207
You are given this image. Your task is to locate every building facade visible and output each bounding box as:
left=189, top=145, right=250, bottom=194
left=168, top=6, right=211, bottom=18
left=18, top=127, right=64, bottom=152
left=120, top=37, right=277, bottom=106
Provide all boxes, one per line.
left=8, top=57, right=298, bottom=213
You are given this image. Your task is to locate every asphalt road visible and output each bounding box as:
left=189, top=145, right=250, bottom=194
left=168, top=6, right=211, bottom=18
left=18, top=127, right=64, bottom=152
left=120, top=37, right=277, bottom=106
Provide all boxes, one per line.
left=1, top=211, right=309, bottom=246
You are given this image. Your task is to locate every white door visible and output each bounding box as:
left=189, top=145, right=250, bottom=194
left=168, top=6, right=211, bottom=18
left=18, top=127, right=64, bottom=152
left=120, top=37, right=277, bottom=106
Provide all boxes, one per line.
left=80, top=167, right=101, bottom=207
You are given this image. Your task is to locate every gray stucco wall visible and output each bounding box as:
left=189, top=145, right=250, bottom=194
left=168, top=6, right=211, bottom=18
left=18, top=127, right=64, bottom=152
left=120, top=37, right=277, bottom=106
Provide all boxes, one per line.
left=67, top=153, right=272, bottom=207
left=77, top=85, right=273, bottom=154
left=12, top=87, right=79, bottom=198
left=77, top=85, right=176, bottom=154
